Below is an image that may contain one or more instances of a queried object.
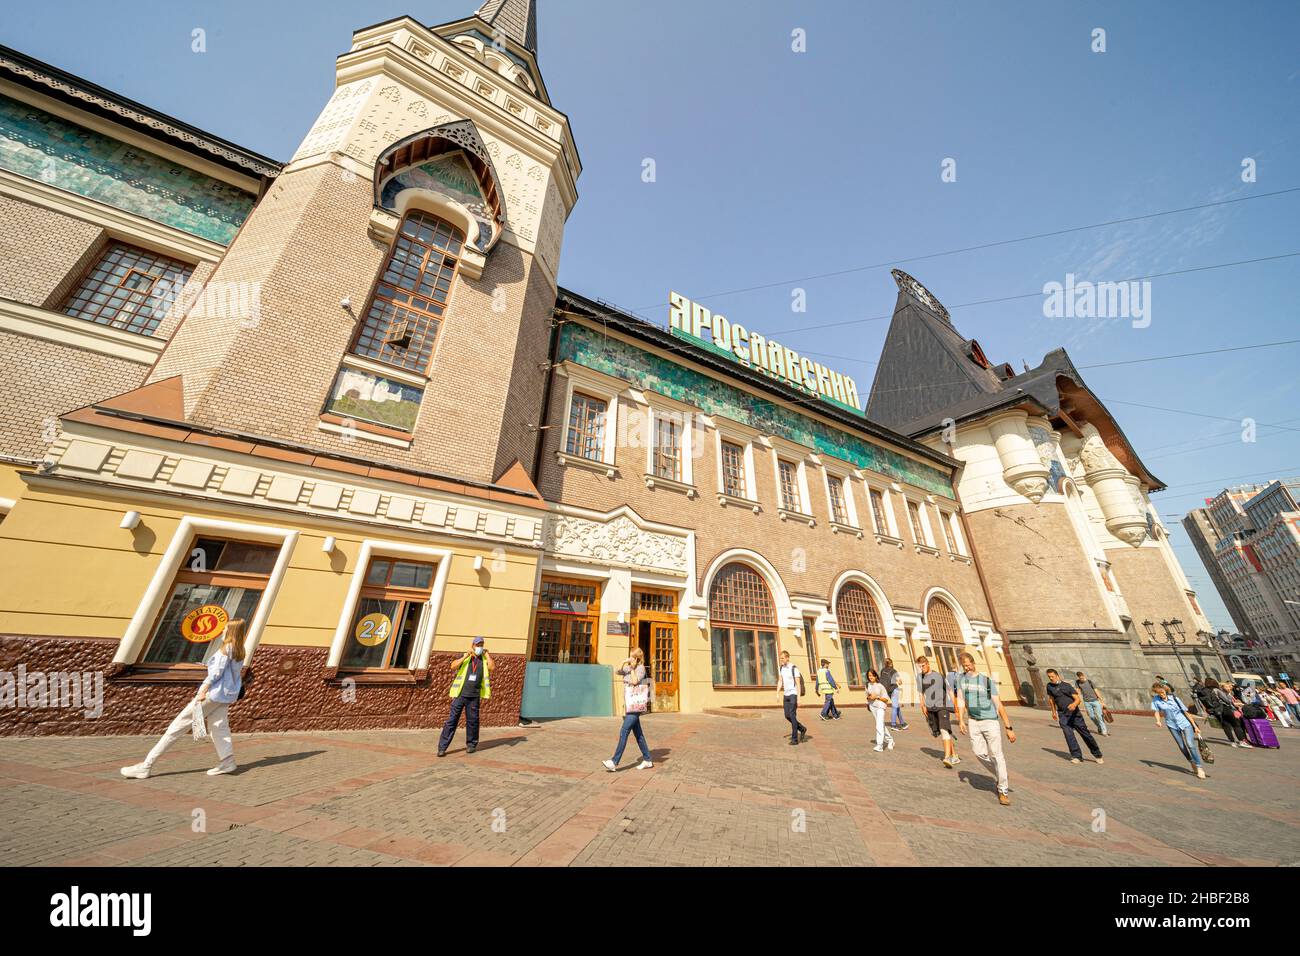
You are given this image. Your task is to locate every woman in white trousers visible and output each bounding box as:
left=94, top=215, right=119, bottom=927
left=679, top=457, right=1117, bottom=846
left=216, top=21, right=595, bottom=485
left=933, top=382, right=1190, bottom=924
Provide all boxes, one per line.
left=865, top=669, right=894, bottom=752
left=121, top=620, right=246, bottom=779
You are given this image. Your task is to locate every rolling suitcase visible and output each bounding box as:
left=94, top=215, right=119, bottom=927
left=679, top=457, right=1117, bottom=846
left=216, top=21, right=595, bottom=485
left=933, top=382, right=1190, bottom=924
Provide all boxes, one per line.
left=1244, top=717, right=1279, bottom=749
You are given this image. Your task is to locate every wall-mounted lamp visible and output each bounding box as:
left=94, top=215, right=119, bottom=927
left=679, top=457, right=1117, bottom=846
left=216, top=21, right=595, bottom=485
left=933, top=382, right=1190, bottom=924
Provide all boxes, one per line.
left=321, top=536, right=336, bottom=554
left=473, top=554, right=484, bottom=572
left=340, top=296, right=352, bottom=310
left=119, top=510, right=140, bottom=530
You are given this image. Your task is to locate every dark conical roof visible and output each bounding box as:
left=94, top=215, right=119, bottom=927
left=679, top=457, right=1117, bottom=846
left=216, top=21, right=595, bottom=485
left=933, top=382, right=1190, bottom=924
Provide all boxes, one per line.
left=475, top=0, right=538, bottom=53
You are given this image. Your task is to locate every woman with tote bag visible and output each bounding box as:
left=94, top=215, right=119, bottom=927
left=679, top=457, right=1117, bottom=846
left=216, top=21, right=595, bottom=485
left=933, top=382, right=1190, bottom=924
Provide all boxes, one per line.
left=121, top=620, right=247, bottom=779
left=603, top=646, right=654, bottom=772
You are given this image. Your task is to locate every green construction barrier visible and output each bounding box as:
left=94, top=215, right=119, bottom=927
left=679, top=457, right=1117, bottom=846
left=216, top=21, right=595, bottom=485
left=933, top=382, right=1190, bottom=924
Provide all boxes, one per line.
left=521, top=661, right=613, bottom=719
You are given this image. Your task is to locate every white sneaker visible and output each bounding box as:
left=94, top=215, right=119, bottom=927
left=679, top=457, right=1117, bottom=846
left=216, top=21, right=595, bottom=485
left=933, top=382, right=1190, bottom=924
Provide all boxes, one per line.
left=206, top=758, right=236, bottom=776
left=886, top=738, right=895, bottom=750
left=120, top=763, right=151, bottom=779
left=1095, top=757, right=1104, bottom=765
left=637, top=760, right=653, bottom=770
left=873, top=745, right=883, bottom=752
left=1195, top=766, right=1207, bottom=779
left=602, top=759, right=617, bottom=772
left=1240, top=741, right=1253, bottom=748
left=1070, top=758, right=1082, bottom=764
left=949, top=754, right=961, bottom=765
left=942, top=756, right=953, bottom=769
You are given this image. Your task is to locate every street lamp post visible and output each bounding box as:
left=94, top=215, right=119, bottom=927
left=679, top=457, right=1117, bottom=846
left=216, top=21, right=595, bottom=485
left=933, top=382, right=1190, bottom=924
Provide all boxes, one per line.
left=1143, top=618, right=1196, bottom=704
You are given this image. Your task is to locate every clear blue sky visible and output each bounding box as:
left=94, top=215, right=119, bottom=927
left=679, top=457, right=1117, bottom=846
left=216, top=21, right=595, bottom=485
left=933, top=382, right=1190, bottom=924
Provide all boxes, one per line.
left=7, top=0, right=1298, bottom=629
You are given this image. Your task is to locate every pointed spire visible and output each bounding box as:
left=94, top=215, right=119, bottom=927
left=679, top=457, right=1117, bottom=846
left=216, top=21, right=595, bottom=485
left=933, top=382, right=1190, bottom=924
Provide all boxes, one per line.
left=474, top=0, right=538, bottom=53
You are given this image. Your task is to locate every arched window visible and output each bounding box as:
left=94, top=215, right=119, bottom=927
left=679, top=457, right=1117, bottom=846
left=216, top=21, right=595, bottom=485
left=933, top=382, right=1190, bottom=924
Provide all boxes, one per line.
left=709, top=563, right=778, bottom=687
left=926, top=595, right=965, bottom=675
left=351, top=209, right=464, bottom=375
left=837, top=583, right=887, bottom=688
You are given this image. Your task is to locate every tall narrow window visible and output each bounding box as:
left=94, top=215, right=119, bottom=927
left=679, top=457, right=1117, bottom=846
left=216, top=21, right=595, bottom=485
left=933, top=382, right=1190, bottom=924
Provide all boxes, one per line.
left=721, top=441, right=747, bottom=498
left=828, top=475, right=849, bottom=525
left=941, top=511, right=959, bottom=552
left=778, top=459, right=801, bottom=512
left=566, top=392, right=608, bottom=461
left=62, top=242, right=193, bottom=336
left=340, top=558, right=436, bottom=671
left=908, top=501, right=928, bottom=544
left=653, top=415, right=682, bottom=481
left=351, top=210, right=463, bottom=374
left=870, top=488, right=888, bottom=534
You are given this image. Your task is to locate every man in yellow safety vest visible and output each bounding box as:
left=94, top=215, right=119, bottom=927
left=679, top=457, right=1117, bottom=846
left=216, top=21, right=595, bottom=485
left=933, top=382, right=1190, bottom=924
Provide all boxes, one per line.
left=438, top=636, right=493, bottom=757
left=816, top=659, right=842, bottom=721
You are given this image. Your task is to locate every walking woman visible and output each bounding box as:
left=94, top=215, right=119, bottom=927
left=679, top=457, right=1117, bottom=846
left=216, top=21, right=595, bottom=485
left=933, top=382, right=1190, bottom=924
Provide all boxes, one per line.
left=121, top=620, right=246, bottom=779
left=603, top=647, right=654, bottom=771
left=865, top=668, right=894, bottom=753
left=1215, top=680, right=1253, bottom=748
left=1151, top=681, right=1207, bottom=779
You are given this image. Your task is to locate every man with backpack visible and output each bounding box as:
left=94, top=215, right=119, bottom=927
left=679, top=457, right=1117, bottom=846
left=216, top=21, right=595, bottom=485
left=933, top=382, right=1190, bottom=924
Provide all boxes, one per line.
left=777, top=650, right=808, bottom=745
left=955, top=651, right=1017, bottom=806
left=916, top=655, right=959, bottom=768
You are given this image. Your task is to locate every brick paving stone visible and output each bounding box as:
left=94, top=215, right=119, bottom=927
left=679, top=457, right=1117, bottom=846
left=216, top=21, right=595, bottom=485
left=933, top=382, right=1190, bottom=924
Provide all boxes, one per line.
left=0, top=711, right=1296, bottom=866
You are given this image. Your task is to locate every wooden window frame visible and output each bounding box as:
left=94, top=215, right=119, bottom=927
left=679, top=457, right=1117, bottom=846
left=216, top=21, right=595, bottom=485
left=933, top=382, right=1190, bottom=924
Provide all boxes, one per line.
left=653, top=413, right=683, bottom=482
left=720, top=440, right=748, bottom=499
left=565, top=391, right=610, bottom=463
left=836, top=583, right=887, bottom=689
left=338, top=557, right=437, bottom=673
left=137, top=534, right=278, bottom=672
left=827, top=472, right=851, bottom=526
left=777, top=458, right=802, bottom=512
left=348, top=209, right=464, bottom=376
left=709, top=563, right=779, bottom=689
left=61, top=240, right=194, bottom=337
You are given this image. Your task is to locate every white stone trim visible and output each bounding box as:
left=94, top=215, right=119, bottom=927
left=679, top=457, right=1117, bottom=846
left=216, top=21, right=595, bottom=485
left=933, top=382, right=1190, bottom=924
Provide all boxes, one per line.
left=921, top=586, right=978, bottom=645
left=828, top=569, right=902, bottom=642
left=0, top=297, right=166, bottom=365
left=114, top=515, right=298, bottom=666
left=326, top=539, right=454, bottom=670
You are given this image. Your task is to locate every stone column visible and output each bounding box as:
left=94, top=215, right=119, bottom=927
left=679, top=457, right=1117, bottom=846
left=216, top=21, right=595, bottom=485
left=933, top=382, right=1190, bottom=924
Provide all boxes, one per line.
left=1077, top=424, right=1147, bottom=547
left=986, top=410, right=1050, bottom=503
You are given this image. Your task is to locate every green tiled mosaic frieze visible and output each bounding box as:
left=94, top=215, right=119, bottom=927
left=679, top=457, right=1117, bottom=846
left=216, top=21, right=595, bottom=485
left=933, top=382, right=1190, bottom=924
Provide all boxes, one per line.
left=558, top=323, right=953, bottom=497
left=0, top=94, right=255, bottom=244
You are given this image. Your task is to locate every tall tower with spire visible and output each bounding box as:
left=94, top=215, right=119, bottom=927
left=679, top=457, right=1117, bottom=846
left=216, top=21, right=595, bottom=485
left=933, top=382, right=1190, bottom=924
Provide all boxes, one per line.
left=147, top=0, right=580, bottom=485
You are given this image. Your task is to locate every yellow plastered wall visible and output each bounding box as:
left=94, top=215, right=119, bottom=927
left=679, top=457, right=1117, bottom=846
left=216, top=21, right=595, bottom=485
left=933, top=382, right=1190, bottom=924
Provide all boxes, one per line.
left=0, top=482, right=540, bottom=656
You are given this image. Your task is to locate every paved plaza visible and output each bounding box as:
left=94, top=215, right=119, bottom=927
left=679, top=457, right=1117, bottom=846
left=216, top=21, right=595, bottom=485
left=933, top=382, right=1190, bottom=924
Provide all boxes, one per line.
left=1, top=708, right=1296, bottom=867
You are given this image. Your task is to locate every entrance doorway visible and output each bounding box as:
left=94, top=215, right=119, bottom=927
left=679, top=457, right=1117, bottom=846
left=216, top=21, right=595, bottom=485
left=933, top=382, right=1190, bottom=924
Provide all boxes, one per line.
left=632, top=589, right=679, bottom=712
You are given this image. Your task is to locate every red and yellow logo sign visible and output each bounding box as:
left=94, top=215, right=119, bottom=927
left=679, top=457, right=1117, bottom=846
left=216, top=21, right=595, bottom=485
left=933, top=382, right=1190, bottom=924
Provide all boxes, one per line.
left=354, top=612, right=392, bottom=647
left=181, top=604, right=229, bottom=643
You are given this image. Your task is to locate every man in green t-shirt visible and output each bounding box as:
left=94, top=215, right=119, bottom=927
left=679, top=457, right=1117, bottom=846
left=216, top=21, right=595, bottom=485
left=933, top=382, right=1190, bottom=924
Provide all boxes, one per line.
left=954, top=651, right=1017, bottom=806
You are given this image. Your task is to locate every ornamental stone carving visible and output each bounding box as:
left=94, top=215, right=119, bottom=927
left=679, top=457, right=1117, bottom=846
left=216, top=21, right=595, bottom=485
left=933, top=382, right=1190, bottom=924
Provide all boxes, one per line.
left=544, top=513, right=688, bottom=573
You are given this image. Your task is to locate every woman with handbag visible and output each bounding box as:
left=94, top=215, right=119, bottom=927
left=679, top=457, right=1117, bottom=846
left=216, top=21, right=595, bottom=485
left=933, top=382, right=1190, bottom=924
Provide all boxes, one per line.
left=121, top=620, right=246, bottom=779
left=1151, top=682, right=1208, bottom=779
left=603, top=646, right=654, bottom=772
left=1216, top=680, right=1252, bottom=748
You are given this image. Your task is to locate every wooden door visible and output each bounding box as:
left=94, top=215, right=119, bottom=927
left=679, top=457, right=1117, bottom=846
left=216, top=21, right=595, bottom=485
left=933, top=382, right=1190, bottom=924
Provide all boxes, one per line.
left=651, top=622, right=678, bottom=711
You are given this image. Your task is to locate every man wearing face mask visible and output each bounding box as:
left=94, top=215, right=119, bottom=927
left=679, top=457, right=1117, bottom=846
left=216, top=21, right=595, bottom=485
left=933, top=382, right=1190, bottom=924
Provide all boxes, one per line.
left=438, top=636, right=493, bottom=757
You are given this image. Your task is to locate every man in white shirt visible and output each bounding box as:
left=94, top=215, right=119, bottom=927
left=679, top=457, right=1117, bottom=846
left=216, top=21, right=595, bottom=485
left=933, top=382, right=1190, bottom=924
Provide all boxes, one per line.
left=776, top=651, right=808, bottom=746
